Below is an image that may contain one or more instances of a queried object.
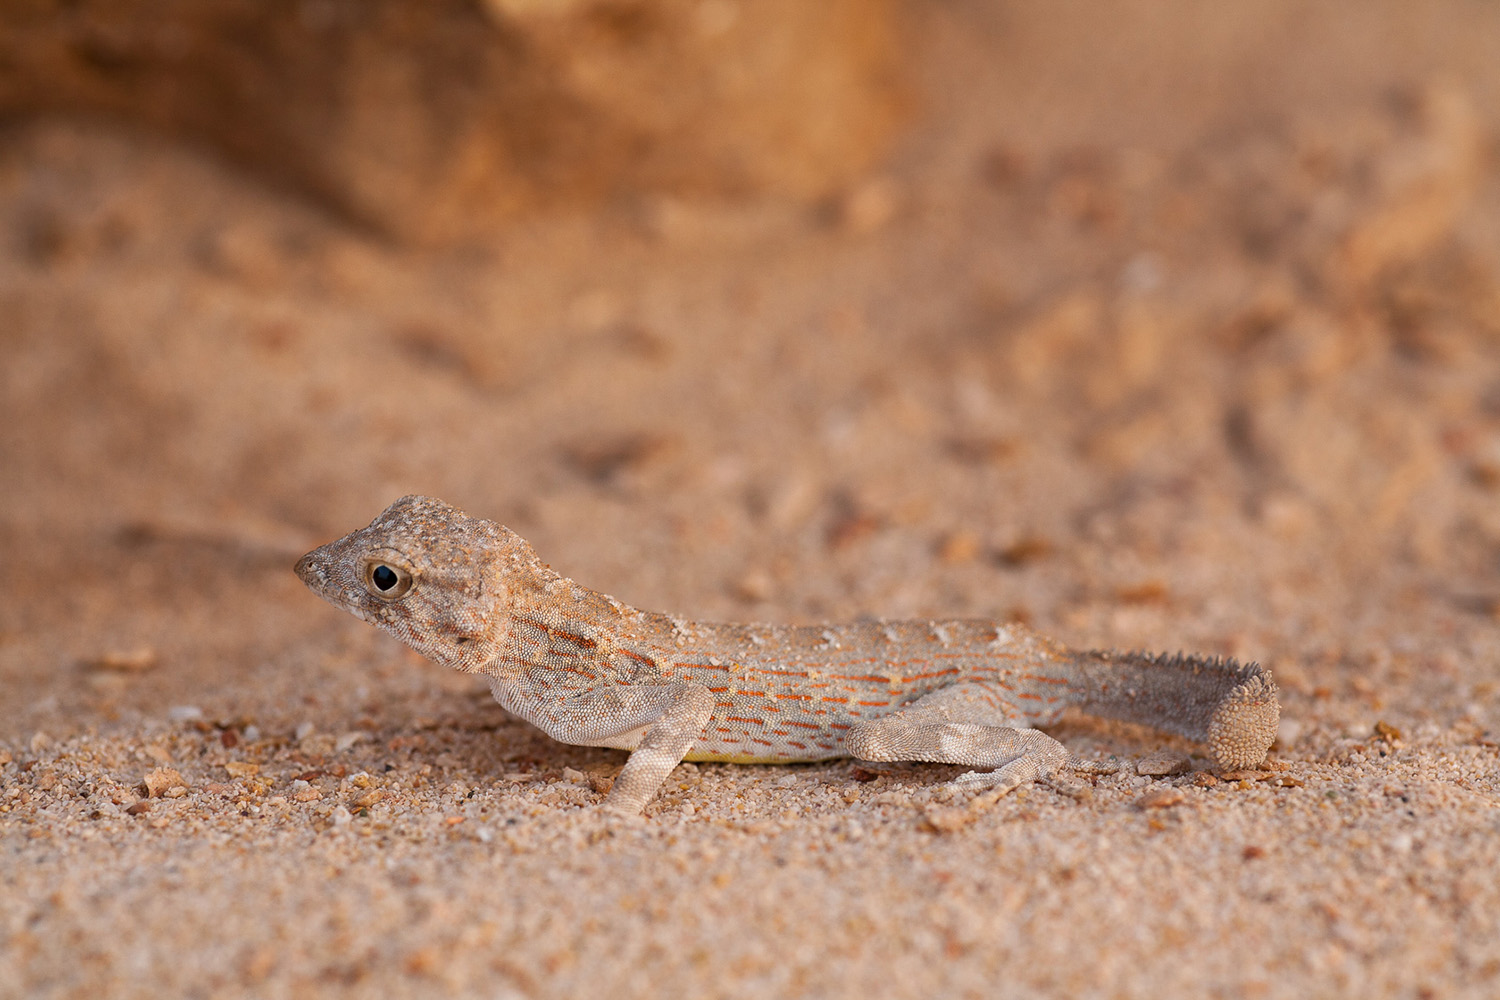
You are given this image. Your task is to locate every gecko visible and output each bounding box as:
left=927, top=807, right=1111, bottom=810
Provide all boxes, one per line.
left=295, top=495, right=1279, bottom=814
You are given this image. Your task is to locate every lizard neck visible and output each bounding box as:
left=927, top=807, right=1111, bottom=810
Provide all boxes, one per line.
left=480, top=564, right=655, bottom=684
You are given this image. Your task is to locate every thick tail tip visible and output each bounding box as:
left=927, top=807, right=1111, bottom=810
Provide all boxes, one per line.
left=1208, top=666, right=1280, bottom=769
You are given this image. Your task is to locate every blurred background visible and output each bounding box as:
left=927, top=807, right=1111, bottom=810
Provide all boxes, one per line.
left=3, top=0, right=1500, bottom=746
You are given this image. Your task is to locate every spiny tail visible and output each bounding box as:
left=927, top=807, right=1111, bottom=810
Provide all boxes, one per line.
left=1065, top=650, right=1279, bottom=769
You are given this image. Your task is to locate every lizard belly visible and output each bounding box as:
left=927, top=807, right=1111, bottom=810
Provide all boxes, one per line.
left=574, top=720, right=839, bottom=763
left=683, top=749, right=833, bottom=764
left=686, top=701, right=854, bottom=764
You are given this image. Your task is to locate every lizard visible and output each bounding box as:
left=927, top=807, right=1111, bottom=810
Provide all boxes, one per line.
left=294, top=495, right=1280, bottom=815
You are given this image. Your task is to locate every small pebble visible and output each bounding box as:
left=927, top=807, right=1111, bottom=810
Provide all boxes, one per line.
left=143, top=767, right=186, bottom=798
left=85, top=648, right=158, bottom=673
left=1135, top=787, right=1186, bottom=810
left=1136, top=750, right=1193, bottom=776
left=922, top=807, right=976, bottom=834
left=734, top=570, right=773, bottom=603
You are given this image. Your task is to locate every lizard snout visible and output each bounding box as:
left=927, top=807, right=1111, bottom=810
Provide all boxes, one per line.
left=294, top=551, right=325, bottom=588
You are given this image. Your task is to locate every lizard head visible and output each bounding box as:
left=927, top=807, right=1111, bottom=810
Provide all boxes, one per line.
left=295, top=495, right=531, bottom=675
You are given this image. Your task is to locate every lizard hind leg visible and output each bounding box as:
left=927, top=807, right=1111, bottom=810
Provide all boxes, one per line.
left=843, top=684, right=1073, bottom=797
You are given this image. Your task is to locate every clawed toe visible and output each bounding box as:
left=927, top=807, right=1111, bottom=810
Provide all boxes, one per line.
left=1067, top=756, right=1120, bottom=775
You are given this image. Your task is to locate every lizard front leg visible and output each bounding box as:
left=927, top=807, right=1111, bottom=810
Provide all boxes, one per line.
left=489, top=678, right=715, bottom=814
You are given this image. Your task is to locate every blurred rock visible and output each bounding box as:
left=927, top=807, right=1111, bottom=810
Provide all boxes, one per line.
left=0, top=0, right=907, bottom=241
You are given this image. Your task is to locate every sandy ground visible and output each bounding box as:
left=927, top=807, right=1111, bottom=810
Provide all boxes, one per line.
left=5, top=3, right=1500, bottom=998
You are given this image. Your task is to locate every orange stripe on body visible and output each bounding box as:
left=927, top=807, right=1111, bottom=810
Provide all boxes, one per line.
left=899, top=668, right=963, bottom=682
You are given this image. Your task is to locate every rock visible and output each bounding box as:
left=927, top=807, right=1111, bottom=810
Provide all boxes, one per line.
left=0, top=0, right=906, bottom=241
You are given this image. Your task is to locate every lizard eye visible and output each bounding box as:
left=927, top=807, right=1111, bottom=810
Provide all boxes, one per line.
left=363, top=558, right=413, bottom=600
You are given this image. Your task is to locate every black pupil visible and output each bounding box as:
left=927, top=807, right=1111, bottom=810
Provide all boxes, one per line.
left=372, top=565, right=399, bottom=591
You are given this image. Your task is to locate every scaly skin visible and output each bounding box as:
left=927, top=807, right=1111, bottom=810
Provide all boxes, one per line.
left=296, top=496, right=1280, bottom=814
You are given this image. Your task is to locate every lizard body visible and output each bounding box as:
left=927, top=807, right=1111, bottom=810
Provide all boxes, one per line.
left=295, top=496, right=1279, bottom=813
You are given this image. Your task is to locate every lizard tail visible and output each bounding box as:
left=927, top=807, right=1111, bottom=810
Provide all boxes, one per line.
left=1065, top=650, right=1279, bottom=769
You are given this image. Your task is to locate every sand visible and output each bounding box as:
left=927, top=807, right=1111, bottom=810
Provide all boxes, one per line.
left=4, top=4, right=1500, bottom=998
